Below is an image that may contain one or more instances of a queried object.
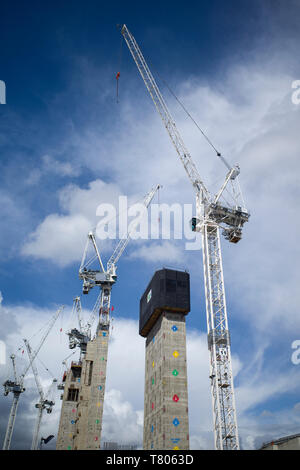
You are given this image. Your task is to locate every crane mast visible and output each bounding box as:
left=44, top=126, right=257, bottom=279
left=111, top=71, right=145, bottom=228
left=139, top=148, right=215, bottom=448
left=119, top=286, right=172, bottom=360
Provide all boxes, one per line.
left=121, top=24, right=249, bottom=450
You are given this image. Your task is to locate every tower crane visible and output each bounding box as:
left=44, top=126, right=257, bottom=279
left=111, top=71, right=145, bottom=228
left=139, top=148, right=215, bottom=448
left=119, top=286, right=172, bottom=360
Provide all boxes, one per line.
left=67, top=296, right=91, bottom=360
left=2, top=306, right=64, bottom=450
left=121, top=25, right=250, bottom=450
left=79, top=184, right=161, bottom=333
left=23, top=339, right=57, bottom=450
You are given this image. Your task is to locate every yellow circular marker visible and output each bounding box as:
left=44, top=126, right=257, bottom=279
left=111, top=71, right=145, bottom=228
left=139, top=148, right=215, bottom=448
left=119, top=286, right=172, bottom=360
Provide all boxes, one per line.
left=152, top=361, right=155, bottom=368
left=173, top=446, right=180, bottom=450
left=173, top=350, right=179, bottom=358
left=96, top=402, right=101, bottom=407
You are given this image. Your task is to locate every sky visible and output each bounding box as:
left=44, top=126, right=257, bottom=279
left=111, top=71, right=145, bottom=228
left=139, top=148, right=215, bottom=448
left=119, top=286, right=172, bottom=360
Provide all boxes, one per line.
left=0, top=0, right=300, bottom=450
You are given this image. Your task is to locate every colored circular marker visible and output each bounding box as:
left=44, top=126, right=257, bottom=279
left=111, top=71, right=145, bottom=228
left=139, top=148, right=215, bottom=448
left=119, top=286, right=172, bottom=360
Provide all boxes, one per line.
left=172, top=369, right=179, bottom=376
left=173, top=394, right=179, bottom=402
left=173, top=350, right=179, bottom=358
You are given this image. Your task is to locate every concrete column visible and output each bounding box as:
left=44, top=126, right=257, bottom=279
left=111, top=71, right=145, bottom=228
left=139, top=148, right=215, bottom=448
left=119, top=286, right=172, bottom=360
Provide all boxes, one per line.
left=143, top=311, right=189, bottom=450
left=56, top=364, right=81, bottom=450
left=74, top=328, right=109, bottom=450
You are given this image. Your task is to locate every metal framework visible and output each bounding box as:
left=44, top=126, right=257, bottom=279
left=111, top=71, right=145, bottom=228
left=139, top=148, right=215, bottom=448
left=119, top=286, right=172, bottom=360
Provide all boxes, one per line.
left=2, top=306, right=63, bottom=450
left=121, top=24, right=250, bottom=450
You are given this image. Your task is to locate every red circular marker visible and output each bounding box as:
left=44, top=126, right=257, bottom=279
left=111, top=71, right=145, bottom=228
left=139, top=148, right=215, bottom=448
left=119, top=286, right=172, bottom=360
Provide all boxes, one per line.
left=173, top=394, right=179, bottom=402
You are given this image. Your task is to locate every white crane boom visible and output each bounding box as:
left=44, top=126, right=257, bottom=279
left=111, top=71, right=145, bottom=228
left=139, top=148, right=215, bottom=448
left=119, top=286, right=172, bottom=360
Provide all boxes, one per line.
left=107, top=183, right=161, bottom=270
left=121, top=24, right=248, bottom=450
left=24, top=339, right=44, bottom=401
left=21, top=305, right=64, bottom=381
left=79, top=184, right=161, bottom=303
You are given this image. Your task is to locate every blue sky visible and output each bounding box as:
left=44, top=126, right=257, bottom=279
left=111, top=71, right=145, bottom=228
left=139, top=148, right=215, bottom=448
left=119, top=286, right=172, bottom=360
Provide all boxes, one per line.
left=1, top=0, right=300, bottom=450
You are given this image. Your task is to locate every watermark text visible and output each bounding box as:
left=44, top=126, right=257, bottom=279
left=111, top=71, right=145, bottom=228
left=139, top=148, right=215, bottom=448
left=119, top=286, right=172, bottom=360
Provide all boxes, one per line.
left=291, top=80, right=300, bottom=105
left=0, top=80, right=6, bottom=104
left=291, top=339, right=300, bottom=365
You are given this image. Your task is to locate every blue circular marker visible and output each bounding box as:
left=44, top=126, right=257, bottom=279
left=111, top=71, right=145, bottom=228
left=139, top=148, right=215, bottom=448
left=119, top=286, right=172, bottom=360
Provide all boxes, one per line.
left=173, top=418, right=180, bottom=427
left=172, top=325, right=178, bottom=332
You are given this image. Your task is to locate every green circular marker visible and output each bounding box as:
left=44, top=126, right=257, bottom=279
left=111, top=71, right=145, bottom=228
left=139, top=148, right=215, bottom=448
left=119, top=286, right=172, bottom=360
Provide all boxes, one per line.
left=95, top=419, right=100, bottom=424
left=67, top=446, right=72, bottom=450
left=172, top=369, right=179, bottom=376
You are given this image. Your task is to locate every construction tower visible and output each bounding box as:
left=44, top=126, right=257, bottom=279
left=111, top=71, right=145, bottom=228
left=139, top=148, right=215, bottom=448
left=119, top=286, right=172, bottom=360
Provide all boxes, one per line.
left=140, top=268, right=190, bottom=450
left=56, top=329, right=108, bottom=450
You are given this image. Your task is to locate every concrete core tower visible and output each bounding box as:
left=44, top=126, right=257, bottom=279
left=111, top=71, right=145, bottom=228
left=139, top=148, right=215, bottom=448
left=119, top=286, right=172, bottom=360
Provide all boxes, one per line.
left=140, top=268, right=190, bottom=450
left=56, top=326, right=109, bottom=450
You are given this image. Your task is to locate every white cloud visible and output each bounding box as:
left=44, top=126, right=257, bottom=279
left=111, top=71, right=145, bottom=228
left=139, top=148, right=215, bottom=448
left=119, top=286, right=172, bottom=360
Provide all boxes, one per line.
left=42, top=155, right=79, bottom=178
left=1, top=291, right=300, bottom=450
left=130, top=240, right=185, bottom=264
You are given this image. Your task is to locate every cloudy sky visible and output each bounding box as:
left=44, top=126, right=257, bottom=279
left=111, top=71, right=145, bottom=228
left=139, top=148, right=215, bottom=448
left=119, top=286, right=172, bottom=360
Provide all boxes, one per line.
left=0, top=0, right=300, bottom=450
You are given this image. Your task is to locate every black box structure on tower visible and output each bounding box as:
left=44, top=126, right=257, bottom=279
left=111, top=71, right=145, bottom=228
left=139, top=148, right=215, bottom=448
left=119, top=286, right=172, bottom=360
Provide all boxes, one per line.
left=139, top=268, right=190, bottom=337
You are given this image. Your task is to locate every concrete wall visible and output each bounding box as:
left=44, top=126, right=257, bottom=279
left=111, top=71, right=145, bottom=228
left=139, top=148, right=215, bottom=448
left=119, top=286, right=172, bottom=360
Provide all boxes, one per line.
left=56, top=364, right=81, bottom=450
left=56, top=327, right=109, bottom=450
left=143, top=311, right=189, bottom=450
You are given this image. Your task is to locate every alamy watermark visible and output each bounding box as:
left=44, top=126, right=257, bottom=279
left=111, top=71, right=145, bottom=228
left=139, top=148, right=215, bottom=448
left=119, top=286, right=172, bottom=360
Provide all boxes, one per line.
left=291, top=340, right=300, bottom=365
left=0, top=80, right=6, bottom=104
left=95, top=197, right=201, bottom=250
left=291, top=80, right=300, bottom=105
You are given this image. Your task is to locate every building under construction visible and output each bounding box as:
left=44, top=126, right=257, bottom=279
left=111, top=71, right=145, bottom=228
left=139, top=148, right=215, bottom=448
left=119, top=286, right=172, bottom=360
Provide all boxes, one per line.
left=56, top=327, right=109, bottom=450
left=140, top=268, right=190, bottom=450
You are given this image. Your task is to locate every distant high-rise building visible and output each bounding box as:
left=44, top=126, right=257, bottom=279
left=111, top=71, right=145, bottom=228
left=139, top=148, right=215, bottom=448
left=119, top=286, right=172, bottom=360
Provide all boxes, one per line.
left=260, top=433, right=300, bottom=450
left=140, top=268, right=190, bottom=450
